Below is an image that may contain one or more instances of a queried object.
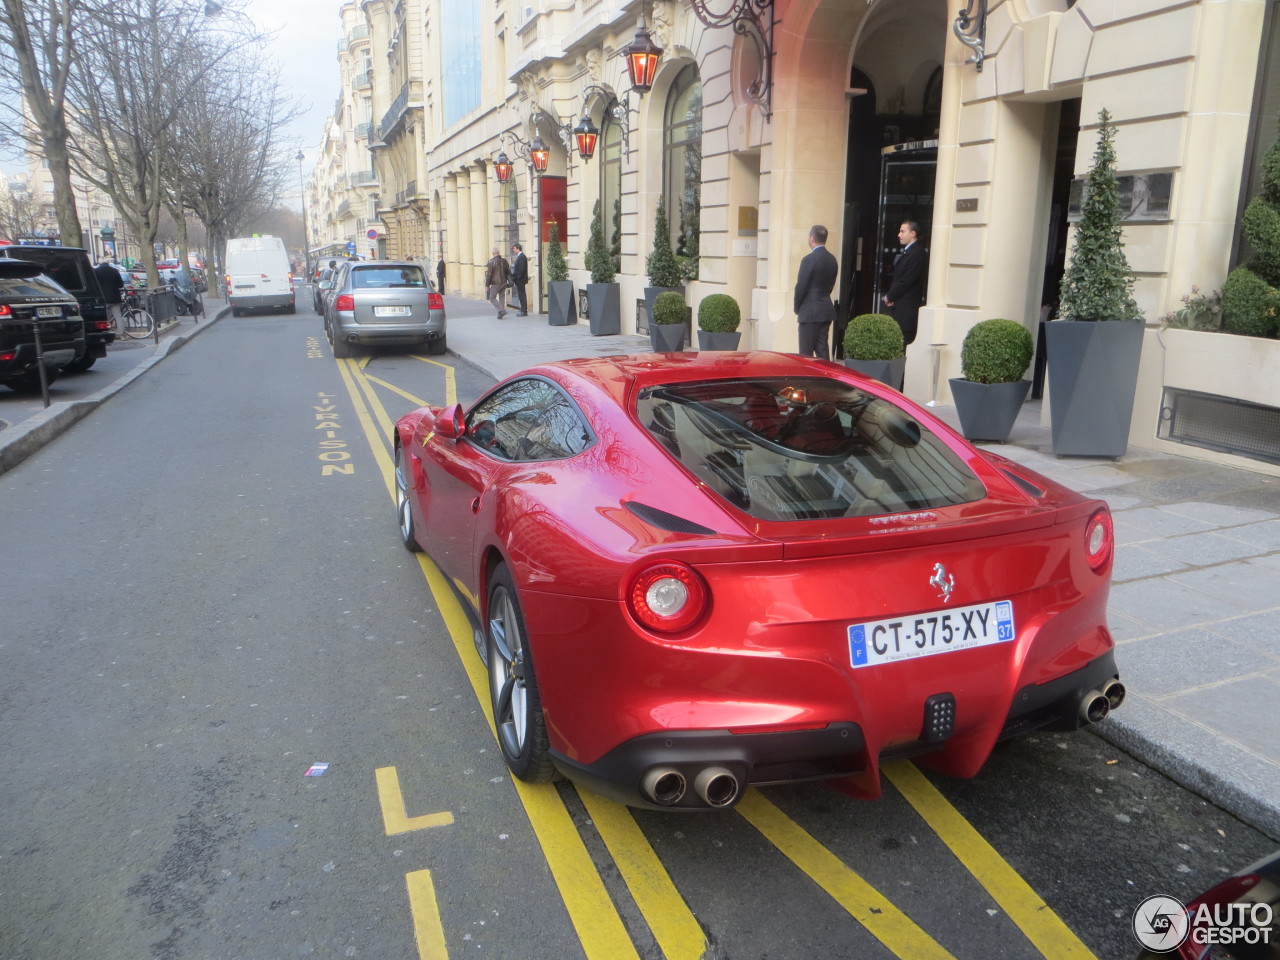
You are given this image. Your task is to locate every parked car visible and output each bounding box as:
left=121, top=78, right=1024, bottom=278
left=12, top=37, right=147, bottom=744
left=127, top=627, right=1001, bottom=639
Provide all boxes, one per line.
left=392, top=352, right=1122, bottom=809
left=324, top=259, right=445, bottom=358
left=0, top=259, right=86, bottom=392
left=0, top=245, right=112, bottom=371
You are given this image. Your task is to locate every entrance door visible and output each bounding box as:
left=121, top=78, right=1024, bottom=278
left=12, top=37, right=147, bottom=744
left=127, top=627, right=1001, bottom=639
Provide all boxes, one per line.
left=537, top=176, right=567, bottom=316
left=873, top=142, right=937, bottom=308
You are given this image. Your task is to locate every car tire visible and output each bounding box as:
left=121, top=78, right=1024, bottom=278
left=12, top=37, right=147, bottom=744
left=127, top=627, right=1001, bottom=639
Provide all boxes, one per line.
left=426, top=337, right=447, bottom=356
left=332, top=335, right=352, bottom=359
left=232, top=307, right=243, bottom=317
left=486, top=565, right=557, bottom=783
left=64, top=354, right=96, bottom=373
left=394, top=444, right=421, bottom=552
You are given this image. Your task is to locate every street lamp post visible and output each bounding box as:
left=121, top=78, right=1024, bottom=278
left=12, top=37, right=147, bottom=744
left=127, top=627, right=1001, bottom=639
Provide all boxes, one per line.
left=296, top=150, right=312, bottom=282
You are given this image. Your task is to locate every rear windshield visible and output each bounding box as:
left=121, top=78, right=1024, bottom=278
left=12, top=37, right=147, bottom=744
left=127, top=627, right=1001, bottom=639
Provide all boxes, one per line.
left=351, top=265, right=426, bottom=289
left=0, top=275, right=70, bottom=299
left=6, top=252, right=88, bottom=293
left=636, top=377, right=985, bottom=521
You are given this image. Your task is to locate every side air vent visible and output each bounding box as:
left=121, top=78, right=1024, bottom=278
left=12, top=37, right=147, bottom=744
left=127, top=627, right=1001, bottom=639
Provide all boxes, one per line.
left=624, top=501, right=716, bottom=535
left=1000, top=467, right=1045, bottom=498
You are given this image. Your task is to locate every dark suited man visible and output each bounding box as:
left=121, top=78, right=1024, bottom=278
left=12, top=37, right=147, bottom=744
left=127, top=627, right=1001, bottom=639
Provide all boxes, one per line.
left=793, top=224, right=839, bottom=360
left=882, top=220, right=927, bottom=346
left=510, top=242, right=529, bottom=316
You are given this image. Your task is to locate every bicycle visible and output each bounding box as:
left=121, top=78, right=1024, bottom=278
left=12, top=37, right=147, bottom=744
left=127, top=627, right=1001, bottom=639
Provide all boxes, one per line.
left=113, top=289, right=156, bottom=339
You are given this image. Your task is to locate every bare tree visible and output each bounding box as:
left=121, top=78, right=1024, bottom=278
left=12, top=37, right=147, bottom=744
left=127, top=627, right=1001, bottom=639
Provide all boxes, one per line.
left=0, top=186, right=51, bottom=241
left=0, top=0, right=89, bottom=247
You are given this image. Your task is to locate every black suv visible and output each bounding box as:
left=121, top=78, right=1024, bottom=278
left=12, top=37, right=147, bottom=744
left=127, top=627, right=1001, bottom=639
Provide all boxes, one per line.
left=0, top=245, right=112, bottom=371
left=0, top=259, right=86, bottom=392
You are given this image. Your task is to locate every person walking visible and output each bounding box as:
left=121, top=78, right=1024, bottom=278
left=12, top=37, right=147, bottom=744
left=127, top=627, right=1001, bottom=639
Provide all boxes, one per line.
left=793, top=224, right=839, bottom=360
left=94, top=259, right=125, bottom=326
left=484, top=247, right=511, bottom=318
left=435, top=254, right=446, bottom=294
left=882, top=220, right=927, bottom=346
left=510, top=243, right=529, bottom=316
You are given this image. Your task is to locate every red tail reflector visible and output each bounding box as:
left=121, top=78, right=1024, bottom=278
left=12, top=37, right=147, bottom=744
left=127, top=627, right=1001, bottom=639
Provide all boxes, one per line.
left=627, top=561, right=709, bottom=633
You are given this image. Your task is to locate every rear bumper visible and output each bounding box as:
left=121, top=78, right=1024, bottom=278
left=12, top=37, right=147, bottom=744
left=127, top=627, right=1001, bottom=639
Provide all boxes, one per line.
left=554, top=650, right=1120, bottom=810
left=335, top=319, right=445, bottom=345
left=229, top=294, right=294, bottom=309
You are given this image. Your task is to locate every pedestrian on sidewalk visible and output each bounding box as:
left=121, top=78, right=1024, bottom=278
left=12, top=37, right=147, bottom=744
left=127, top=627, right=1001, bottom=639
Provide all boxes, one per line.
left=436, top=254, right=446, bottom=294
left=94, top=259, right=125, bottom=326
left=793, top=224, right=838, bottom=360
left=510, top=243, right=529, bottom=316
left=485, top=247, right=511, bottom=319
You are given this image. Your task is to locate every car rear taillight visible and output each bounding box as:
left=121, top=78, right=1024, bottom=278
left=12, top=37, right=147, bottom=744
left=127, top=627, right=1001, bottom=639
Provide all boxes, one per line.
left=627, top=561, right=708, bottom=633
left=428, top=293, right=444, bottom=310
left=334, top=294, right=355, bottom=312
left=0, top=304, right=10, bottom=317
left=92, top=320, right=111, bottom=331
left=0, top=351, right=15, bottom=361
left=1085, top=508, right=1113, bottom=571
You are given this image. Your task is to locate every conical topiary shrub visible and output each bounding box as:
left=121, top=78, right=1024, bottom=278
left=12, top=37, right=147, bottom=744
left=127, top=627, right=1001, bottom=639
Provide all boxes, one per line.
left=545, top=221, right=575, bottom=326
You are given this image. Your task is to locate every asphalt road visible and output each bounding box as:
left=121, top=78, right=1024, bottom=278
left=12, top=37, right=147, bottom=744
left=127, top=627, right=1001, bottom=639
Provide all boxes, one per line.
left=0, top=307, right=1273, bottom=960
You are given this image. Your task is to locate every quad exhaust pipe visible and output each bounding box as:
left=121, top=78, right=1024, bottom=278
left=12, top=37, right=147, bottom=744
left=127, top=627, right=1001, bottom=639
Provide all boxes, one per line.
left=640, top=765, right=742, bottom=808
left=1079, top=680, right=1126, bottom=725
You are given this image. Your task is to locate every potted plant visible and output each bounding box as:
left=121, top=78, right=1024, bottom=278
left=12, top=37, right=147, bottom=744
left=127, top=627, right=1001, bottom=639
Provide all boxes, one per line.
left=842, top=313, right=905, bottom=387
left=545, top=222, right=575, bottom=326
left=1045, top=108, right=1144, bottom=458
left=696, top=293, right=742, bottom=350
left=644, top=197, right=684, bottom=331
left=585, top=199, right=620, bottom=336
left=1221, top=134, right=1280, bottom=339
left=649, top=291, right=689, bottom=351
left=948, top=318, right=1034, bottom=442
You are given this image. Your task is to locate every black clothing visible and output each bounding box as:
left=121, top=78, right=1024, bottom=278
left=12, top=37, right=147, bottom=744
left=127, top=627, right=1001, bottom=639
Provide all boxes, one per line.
left=886, top=242, right=927, bottom=346
left=94, top=262, right=124, bottom=304
left=793, top=244, right=838, bottom=360
left=511, top=251, right=529, bottom=314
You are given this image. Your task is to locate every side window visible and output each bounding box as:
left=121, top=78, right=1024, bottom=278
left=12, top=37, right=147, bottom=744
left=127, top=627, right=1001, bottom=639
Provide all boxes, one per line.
left=464, top=378, right=592, bottom=461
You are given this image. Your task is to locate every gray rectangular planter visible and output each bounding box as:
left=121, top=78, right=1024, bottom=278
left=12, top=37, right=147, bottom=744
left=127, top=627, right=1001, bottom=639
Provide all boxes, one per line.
left=949, top=378, right=1032, bottom=443
left=643, top=285, right=683, bottom=335
left=650, top=322, right=688, bottom=352
left=697, top=330, right=742, bottom=350
left=547, top=281, right=576, bottom=326
left=1044, top=319, right=1144, bottom=458
left=586, top=283, right=620, bottom=336
left=844, top=356, right=905, bottom=389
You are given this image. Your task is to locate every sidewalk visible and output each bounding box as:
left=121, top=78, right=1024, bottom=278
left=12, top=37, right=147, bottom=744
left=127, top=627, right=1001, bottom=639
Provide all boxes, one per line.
left=0, top=295, right=228, bottom=476
left=442, top=294, right=1280, bottom=840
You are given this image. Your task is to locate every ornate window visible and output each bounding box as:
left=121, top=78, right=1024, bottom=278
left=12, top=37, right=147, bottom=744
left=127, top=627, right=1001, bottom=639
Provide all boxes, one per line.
left=663, top=64, right=702, bottom=278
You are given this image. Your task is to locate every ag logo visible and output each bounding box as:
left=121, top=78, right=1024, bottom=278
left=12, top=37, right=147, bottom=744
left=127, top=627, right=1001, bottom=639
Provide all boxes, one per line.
left=1133, top=895, right=1190, bottom=952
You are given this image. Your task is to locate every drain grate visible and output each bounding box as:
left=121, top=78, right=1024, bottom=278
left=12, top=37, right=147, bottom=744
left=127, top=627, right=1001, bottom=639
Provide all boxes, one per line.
left=1158, top=388, right=1280, bottom=465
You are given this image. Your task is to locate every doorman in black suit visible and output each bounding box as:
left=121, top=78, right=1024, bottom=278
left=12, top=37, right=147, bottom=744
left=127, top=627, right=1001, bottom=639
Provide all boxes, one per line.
left=883, top=220, right=927, bottom=346
left=793, top=224, right=839, bottom=360
left=510, top=243, right=529, bottom=316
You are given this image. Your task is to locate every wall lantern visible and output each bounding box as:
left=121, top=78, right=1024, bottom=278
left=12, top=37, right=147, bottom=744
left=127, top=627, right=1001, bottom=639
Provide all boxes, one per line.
left=573, top=116, right=599, bottom=162
left=622, top=17, right=662, bottom=94
left=494, top=151, right=513, bottom=183
left=529, top=135, right=550, bottom=173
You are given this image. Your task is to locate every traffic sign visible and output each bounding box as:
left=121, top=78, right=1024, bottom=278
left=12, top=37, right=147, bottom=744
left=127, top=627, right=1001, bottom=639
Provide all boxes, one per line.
left=366, top=229, right=378, bottom=240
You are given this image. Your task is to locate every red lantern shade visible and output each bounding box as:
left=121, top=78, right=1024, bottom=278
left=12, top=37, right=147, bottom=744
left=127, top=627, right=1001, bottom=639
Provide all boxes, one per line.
left=530, top=136, right=550, bottom=173
left=623, top=21, right=662, bottom=93
left=494, top=151, right=512, bottom=183
left=574, top=116, right=599, bottom=162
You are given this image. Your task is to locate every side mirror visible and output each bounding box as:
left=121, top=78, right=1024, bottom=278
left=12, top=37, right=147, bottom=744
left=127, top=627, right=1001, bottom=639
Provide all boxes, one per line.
left=434, top=403, right=465, bottom=440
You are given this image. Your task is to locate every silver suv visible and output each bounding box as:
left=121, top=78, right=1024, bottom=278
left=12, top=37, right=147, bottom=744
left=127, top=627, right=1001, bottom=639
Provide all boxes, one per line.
left=323, top=260, right=445, bottom=358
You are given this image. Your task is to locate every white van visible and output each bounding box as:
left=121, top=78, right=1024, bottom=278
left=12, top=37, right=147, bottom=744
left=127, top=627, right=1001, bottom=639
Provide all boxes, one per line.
left=225, top=236, right=295, bottom=315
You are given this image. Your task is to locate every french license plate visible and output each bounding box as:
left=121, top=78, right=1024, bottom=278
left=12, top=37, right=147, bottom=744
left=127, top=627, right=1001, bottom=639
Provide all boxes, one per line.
left=848, top=600, right=1015, bottom=668
left=36, top=306, right=62, bottom=318
left=374, top=305, right=411, bottom=317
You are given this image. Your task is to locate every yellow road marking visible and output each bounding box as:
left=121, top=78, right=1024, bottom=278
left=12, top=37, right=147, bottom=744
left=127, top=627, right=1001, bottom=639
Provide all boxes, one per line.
left=578, top=790, right=707, bottom=960
left=364, top=372, right=430, bottom=410
left=375, top=766, right=455, bottom=835
left=883, top=761, right=1099, bottom=960
left=337, top=358, right=644, bottom=960
left=406, top=870, right=450, bottom=959
left=736, top=790, right=958, bottom=960
left=412, top=355, right=457, bottom=406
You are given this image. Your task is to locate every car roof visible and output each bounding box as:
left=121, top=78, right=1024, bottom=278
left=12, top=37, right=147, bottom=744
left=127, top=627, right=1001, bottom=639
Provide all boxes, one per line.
left=0, top=245, right=89, bottom=254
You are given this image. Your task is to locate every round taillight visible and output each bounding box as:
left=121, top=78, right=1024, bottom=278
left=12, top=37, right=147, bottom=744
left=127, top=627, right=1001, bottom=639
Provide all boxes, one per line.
left=627, top=562, right=708, bottom=633
left=1085, top=509, right=1113, bottom=571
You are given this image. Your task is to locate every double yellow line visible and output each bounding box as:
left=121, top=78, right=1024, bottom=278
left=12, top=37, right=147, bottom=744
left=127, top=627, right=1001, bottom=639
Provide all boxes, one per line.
left=333, top=353, right=1098, bottom=960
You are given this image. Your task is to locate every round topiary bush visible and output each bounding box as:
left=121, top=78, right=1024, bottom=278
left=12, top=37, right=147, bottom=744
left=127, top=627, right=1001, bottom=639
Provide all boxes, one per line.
left=652, top=291, right=688, bottom=325
left=1243, top=198, right=1280, bottom=286
left=960, top=318, right=1034, bottom=384
left=697, top=294, right=741, bottom=332
left=843, top=313, right=904, bottom=360
left=1222, top=266, right=1280, bottom=338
